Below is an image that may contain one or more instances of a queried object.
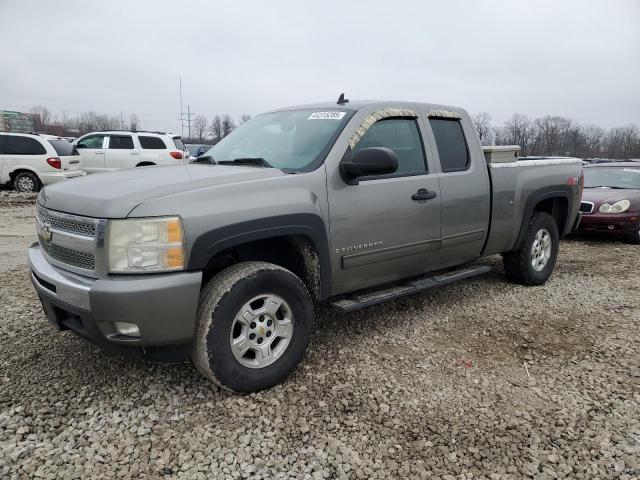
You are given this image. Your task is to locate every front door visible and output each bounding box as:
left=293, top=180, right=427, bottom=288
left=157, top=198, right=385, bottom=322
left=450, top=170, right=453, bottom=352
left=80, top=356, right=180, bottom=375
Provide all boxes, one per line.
left=105, top=134, right=140, bottom=170
left=76, top=134, right=106, bottom=173
left=329, top=116, right=441, bottom=295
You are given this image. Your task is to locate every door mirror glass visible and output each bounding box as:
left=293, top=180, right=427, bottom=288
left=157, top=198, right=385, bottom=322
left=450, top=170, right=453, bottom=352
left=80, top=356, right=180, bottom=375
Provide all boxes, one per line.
left=340, top=147, right=398, bottom=184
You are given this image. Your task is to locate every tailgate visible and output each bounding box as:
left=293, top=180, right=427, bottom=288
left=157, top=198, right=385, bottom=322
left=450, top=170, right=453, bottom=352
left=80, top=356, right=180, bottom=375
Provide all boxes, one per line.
left=60, top=155, right=81, bottom=171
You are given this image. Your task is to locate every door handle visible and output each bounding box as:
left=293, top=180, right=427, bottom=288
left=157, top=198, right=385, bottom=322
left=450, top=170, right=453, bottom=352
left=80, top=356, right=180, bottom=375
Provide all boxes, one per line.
left=95, top=151, right=104, bottom=155
left=411, top=189, right=437, bottom=201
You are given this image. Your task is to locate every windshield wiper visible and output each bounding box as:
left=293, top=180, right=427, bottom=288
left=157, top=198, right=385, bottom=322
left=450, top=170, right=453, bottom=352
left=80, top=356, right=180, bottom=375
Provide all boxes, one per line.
left=218, top=157, right=273, bottom=168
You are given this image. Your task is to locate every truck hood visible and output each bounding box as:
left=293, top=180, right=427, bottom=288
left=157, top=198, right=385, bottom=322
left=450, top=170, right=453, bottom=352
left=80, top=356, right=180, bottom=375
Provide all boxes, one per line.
left=39, top=164, right=285, bottom=218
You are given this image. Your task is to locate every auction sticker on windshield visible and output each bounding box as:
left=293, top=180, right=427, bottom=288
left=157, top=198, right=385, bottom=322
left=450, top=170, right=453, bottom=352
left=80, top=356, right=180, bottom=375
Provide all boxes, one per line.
left=308, top=111, right=347, bottom=120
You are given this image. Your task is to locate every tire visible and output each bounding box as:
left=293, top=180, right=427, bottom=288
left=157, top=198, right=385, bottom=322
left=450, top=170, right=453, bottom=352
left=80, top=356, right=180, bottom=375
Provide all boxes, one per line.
left=625, top=223, right=640, bottom=244
left=192, top=261, right=313, bottom=393
left=13, top=171, right=40, bottom=193
left=503, top=212, right=559, bottom=286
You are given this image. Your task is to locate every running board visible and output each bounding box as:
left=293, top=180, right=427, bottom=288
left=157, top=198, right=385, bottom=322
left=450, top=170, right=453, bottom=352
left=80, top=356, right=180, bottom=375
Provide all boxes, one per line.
left=330, top=265, right=492, bottom=312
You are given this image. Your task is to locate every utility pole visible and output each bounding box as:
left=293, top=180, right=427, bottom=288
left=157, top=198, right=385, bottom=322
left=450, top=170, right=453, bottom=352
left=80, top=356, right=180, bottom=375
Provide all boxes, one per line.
left=187, top=105, right=193, bottom=139
left=179, top=77, right=184, bottom=137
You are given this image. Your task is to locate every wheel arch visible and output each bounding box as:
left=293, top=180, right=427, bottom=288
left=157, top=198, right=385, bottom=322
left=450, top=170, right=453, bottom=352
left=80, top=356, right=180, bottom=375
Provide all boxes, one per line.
left=187, top=214, right=331, bottom=302
left=512, top=186, right=573, bottom=250
left=9, top=167, right=42, bottom=189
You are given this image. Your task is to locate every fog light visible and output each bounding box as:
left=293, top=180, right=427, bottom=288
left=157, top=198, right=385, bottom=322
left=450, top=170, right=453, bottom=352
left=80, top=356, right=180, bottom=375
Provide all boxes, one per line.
left=113, top=322, right=140, bottom=337
left=608, top=225, right=615, bottom=230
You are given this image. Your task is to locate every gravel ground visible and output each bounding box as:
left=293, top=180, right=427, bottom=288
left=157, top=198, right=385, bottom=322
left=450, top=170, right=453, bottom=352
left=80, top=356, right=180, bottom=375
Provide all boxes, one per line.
left=0, top=191, right=639, bottom=479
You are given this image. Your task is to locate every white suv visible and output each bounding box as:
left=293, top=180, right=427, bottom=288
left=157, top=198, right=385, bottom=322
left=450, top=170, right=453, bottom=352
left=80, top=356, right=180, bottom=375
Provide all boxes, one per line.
left=73, top=131, right=188, bottom=174
left=0, top=132, right=85, bottom=192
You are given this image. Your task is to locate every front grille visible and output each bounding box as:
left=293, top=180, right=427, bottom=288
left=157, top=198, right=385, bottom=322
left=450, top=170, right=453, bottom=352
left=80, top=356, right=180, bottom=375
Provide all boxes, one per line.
left=41, top=242, right=95, bottom=270
left=37, top=205, right=96, bottom=237
left=580, top=201, right=594, bottom=214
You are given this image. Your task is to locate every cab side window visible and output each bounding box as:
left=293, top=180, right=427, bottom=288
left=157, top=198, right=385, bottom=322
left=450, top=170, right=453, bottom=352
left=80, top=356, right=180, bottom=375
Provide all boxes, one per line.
left=429, top=118, right=470, bottom=173
left=6, top=136, right=47, bottom=155
left=0, top=134, right=7, bottom=154
left=108, top=135, right=134, bottom=149
left=354, top=118, right=427, bottom=177
left=77, top=135, right=105, bottom=149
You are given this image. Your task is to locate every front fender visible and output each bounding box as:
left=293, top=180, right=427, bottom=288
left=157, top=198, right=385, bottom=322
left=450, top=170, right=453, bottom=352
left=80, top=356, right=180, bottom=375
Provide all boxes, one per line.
left=186, top=213, right=332, bottom=300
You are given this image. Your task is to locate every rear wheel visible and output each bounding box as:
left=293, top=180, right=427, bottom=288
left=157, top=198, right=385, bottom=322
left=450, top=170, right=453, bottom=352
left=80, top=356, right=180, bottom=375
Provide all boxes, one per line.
left=13, top=171, right=40, bottom=193
left=503, top=212, right=559, bottom=286
left=192, top=261, right=313, bottom=393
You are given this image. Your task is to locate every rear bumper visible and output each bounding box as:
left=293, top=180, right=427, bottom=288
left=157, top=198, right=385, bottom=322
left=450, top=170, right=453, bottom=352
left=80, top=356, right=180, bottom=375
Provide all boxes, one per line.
left=578, top=212, right=640, bottom=234
left=28, top=243, right=202, bottom=361
left=39, top=170, right=86, bottom=185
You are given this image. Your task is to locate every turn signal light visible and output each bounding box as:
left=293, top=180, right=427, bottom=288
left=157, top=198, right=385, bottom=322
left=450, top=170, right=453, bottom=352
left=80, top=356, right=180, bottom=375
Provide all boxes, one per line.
left=46, top=157, right=61, bottom=169
left=170, top=151, right=183, bottom=160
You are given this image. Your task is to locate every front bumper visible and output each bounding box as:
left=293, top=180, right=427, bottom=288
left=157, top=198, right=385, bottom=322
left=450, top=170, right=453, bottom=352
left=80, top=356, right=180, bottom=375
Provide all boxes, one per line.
left=578, top=212, right=640, bottom=235
left=28, top=243, right=202, bottom=361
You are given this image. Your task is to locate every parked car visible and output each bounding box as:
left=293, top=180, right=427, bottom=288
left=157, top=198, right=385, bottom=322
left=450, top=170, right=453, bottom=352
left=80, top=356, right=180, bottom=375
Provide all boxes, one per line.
left=186, top=144, right=210, bottom=159
left=73, top=131, right=188, bottom=173
left=578, top=162, right=640, bottom=243
left=29, top=99, right=583, bottom=392
left=0, top=132, right=84, bottom=192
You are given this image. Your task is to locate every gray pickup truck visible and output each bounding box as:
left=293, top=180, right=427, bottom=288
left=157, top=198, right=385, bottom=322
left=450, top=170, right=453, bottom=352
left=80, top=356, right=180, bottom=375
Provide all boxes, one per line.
left=29, top=99, right=583, bottom=392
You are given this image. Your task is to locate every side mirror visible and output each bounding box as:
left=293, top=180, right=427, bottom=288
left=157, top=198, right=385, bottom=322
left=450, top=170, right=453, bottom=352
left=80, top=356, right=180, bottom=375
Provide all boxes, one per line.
left=191, top=155, right=216, bottom=165
left=340, top=147, right=398, bottom=184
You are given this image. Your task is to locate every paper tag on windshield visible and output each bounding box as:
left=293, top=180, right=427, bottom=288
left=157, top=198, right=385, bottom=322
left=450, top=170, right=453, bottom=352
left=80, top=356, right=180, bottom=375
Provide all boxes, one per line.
left=308, top=111, right=346, bottom=120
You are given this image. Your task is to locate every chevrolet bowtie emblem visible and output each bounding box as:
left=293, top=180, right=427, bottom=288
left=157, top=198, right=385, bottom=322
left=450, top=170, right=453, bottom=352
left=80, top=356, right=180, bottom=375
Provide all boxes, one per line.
left=40, top=223, right=53, bottom=243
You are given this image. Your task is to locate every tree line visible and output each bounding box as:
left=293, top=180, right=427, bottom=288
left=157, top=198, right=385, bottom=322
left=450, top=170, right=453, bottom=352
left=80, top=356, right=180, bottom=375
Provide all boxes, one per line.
left=186, top=113, right=251, bottom=144
left=471, top=112, right=640, bottom=159
left=28, top=105, right=250, bottom=144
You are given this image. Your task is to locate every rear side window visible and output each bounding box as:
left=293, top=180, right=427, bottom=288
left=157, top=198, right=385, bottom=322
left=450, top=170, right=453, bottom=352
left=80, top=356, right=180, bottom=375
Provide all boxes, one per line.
left=5, top=136, right=47, bottom=155
left=108, top=135, right=134, bottom=149
left=429, top=119, right=470, bottom=172
left=139, top=136, right=166, bottom=149
left=172, top=137, right=186, bottom=150
left=354, top=118, right=427, bottom=176
left=0, top=134, right=6, bottom=154
left=48, top=139, right=76, bottom=156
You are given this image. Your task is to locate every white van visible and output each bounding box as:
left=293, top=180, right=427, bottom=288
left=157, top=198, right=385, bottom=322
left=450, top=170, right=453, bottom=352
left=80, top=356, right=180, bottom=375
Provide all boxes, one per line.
left=0, top=133, right=85, bottom=192
left=74, top=131, right=188, bottom=173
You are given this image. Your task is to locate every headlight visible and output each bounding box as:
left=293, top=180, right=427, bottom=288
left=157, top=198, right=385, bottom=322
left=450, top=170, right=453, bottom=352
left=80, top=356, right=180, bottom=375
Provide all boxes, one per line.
left=108, top=217, right=185, bottom=273
left=599, top=200, right=630, bottom=214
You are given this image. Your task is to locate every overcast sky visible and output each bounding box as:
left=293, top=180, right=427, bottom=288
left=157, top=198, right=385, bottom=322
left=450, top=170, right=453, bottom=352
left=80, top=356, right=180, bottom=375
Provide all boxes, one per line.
left=1, top=0, right=638, bottom=134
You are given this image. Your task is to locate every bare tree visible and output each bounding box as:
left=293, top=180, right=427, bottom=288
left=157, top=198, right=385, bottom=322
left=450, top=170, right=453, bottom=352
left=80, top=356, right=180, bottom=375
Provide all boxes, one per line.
left=30, top=105, right=51, bottom=132
left=498, top=113, right=534, bottom=155
left=209, top=115, right=223, bottom=142
left=193, top=115, right=208, bottom=142
left=222, top=114, right=235, bottom=137
left=239, top=114, right=252, bottom=125
left=129, top=114, right=140, bottom=132
left=471, top=112, right=492, bottom=145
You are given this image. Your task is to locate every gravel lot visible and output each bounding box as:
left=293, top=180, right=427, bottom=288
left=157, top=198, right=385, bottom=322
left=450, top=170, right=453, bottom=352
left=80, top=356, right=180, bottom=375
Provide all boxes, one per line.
left=1, top=190, right=639, bottom=479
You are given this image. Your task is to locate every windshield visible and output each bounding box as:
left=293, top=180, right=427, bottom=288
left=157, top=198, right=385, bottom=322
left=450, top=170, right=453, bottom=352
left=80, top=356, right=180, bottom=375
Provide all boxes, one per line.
left=584, top=167, right=640, bottom=189
left=206, top=109, right=353, bottom=171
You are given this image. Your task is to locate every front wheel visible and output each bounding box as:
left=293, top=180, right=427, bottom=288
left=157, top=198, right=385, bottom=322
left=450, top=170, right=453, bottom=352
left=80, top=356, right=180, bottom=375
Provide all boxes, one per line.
left=192, top=261, right=313, bottom=393
left=503, top=212, right=560, bottom=286
left=625, top=223, right=640, bottom=244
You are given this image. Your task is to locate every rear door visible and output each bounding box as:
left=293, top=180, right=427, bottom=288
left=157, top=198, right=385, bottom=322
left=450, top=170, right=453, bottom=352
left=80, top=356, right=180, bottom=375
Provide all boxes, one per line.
left=75, top=134, right=107, bottom=173
left=4, top=135, right=47, bottom=180
left=425, top=114, right=491, bottom=266
left=105, top=134, right=140, bottom=170
left=172, top=136, right=188, bottom=162
left=329, top=115, right=442, bottom=294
